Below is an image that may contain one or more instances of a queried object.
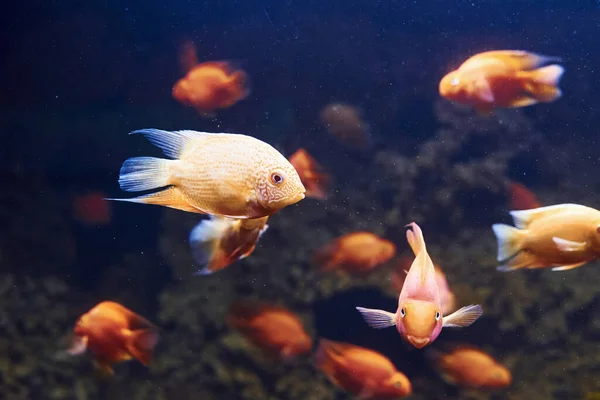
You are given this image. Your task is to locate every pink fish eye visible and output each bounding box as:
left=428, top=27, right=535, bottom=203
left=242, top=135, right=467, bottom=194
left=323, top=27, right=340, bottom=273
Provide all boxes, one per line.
left=400, top=308, right=406, bottom=318
left=270, top=172, right=285, bottom=185
left=393, top=381, right=403, bottom=389
left=435, top=311, right=440, bottom=321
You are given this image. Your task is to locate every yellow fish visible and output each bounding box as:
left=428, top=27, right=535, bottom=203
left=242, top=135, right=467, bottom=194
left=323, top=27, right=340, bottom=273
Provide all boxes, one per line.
left=110, top=129, right=306, bottom=274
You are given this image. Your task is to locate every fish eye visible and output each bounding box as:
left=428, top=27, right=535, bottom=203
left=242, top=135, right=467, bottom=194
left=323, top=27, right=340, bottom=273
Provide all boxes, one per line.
left=270, top=171, right=286, bottom=185
left=596, top=225, right=600, bottom=234
left=435, top=311, right=440, bottom=321
left=393, top=381, right=402, bottom=389
left=400, top=308, right=406, bottom=318
left=450, top=77, right=459, bottom=86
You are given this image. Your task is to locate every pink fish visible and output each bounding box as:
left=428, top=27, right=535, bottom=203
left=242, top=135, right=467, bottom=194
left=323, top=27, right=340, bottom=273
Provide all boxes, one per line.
left=356, top=222, right=483, bottom=349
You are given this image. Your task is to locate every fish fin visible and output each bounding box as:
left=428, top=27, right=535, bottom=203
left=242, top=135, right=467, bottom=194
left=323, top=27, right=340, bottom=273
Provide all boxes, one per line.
left=313, top=243, right=341, bottom=271
left=358, top=383, right=376, bottom=400
left=491, top=224, right=524, bottom=262
left=178, top=39, right=199, bottom=73
left=405, top=222, right=425, bottom=255
left=229, top=70, right=251, bottom=100
left=355, top=307, right=397, bottom=329
left=509, top=204, right=587, bottom=229
left=507, top=95, right=539, bottom=108
left=129, top=128, right=207, bottom=159
left=442, top=304, right=483, bottom=328
left=58, top=336, right=88, bottom=359
left=189, top=216, right=237, bottom=274
left=496, top=251, right=542, bottom=271
left=107, top=187, right=202, bottom=213
left=551, top=261, right=587, bottom=271
left=473, top=50, right=560, bottom=70
left=474, top=76, right=495, bottom=103
left=552, top=237, right=587, bottom=252
left=116, top=157, right=173, bottom=192
left=521, top=65, right=565, bottom=102
left=124, top=328, right=160, bottom=366
left=314, top=340, right=345, bottom=386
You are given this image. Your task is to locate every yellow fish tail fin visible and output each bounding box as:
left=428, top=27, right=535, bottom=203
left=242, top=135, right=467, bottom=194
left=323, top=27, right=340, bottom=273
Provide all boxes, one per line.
left=117, top=157, right=173, bottom=192
left=491, top=224, right=525, bottom=262
left=522, top=64, right=565, bottom=102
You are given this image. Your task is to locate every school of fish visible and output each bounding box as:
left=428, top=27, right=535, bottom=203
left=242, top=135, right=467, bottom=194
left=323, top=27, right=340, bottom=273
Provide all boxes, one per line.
left=62, top=43, right=582, bottom=398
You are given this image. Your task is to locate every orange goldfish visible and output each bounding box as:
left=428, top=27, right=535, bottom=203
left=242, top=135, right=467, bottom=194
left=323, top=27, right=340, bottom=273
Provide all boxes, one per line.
left=227, top=300, right=312, bottom=358
left=392, top=256, right=456, bottom=315
left=288, top=148, right=330, bottom=200
left=172, top=41, right=249, bottom=118
left=109, top=129, right=305, bottom=274
left=314, top=339, right=412, bottom=399
left=357, top=223, right=482, bottom=348
left=508, top=181, right=541, bottom=210
left=313, top=232, right=396, bottom=274
left=439, top=50, right=564, bottom=114
left=73, top=192, right=112, bottom=225
left=492, top=203, right=600, bottom=271
left=428, top=346, right=512, bottom=390
left=320, top=103, right=371, bottom=149
left=65, top=301, right=159, bottom=375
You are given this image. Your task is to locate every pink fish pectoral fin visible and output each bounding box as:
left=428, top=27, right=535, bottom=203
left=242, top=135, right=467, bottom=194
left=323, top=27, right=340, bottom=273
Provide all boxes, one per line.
left=355, top=307, right=397, bottom=329
left=442, top=304, right=483, bottom=328
left=475, top=77, right=495, bottom=103
left=66, top=336, right=88, bottom=356
left=551, top=261, right=588, bottom=271
left=358, top=379, right=377, bottom=399
left=552, top=237, right=587, bottom=252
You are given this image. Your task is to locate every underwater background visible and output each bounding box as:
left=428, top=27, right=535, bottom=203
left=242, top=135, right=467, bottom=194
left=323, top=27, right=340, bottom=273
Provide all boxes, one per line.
left=3, top=0, right=600, bottom=399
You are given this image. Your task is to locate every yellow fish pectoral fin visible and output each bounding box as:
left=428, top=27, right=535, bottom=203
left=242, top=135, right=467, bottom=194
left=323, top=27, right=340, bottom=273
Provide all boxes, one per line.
left=551, top=262, right=587, bottom=271
left=552, top=237, right=587, bottom=252
left=507, top=95, right=539, bottom=108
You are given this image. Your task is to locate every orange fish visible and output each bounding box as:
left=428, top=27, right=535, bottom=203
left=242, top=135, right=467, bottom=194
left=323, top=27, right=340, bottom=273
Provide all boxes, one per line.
left=313, top=232, right=396, bottom=274
left=439, top=50, right=564, bottom=114
left=172, top=41, right=249, bottom=118
left=65, top=301, right=159, bottom=375
left=392, top=256, right=457, bottom=315
left=288, top=148, right=330, bottom=200
left=73, top=192, right=112, bottom=225
left=320, top=103, right=371, bottom=149
left=357, top=223, right=482, bottom=348
left=227, top=300, right=312, bottom=359
left=428, top=346, right=512, bottom=390
left=314, top=339, right=412, bottom=399
left=492, top=203, right=600, bottom=271
left=508, top=181, right=541, bottom=210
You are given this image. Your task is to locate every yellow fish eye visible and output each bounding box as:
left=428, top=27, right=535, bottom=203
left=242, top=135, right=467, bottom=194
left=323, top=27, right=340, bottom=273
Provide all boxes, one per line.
left=450, top=77, right=459, bottom=86
left=400, top=308, right=406, bottom=318
left=393, top=381, right=402, bottom=389
left=270, top=171, right=286, bottom=185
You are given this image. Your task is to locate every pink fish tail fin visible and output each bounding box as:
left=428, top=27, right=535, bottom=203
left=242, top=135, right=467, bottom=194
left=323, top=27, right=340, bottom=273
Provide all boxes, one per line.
left=313, top=244, right=340, bottom=271
left=523, top=65, right=565, bottom=102
left=313, top=340, right=343, bottom=383
left=126, top=328, right=159, bottom=366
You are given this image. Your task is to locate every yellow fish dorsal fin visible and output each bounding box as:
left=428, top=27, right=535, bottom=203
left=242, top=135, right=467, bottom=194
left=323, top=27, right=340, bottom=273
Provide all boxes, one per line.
left=470, top=50, right=560, bottom=70
left=509, top=203, right=594, bottom=229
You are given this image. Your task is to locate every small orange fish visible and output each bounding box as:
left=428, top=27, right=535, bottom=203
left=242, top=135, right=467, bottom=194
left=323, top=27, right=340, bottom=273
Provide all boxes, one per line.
left=429, top=347, right=512, bottom=390
left=320, top=103, right=371, bottom=149
left=313, top=232, right=396, bottom=274
left=227, top=300, right=312, bottom=359
left=172, top=41, right=249, bottom=118
left=357, top=223, right=482, bottom=348
left=392, top=256, right=457, bottom=315
left=508, top=181, right=541, bottom=210
left=288, top=148, right=330, bottom=200
left=314, top=339, right=412, bottom=399
left=65, top=301, right=159, bottom=375
left=73, top=192, right=112, bottom=225
left=493, top=203, right=600, bottom=271
left=439, top=50, right=564, bottom=114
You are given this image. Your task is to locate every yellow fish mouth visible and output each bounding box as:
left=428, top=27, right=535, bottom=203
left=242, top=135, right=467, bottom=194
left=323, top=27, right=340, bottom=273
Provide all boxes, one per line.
left=406, top=335, right=430, bottom=348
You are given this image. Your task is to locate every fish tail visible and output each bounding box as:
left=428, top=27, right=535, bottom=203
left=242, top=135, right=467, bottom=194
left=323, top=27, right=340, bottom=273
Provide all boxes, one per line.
left=312, top=244, right=340, bottom=271
left=125, top=328, right=160, bottom=366
left=313, top=340, right=339, bottom=378
left=491, top=224, right=524, bottom=262
left=230, top=70, right=251, bottom=99
left=189, top=216, right=269, bottom=275
left=118, top=157, right=173, bottom=192
left=497, top=251, right=542, bottom=272
left=522, top=64, right=565, bottom=102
